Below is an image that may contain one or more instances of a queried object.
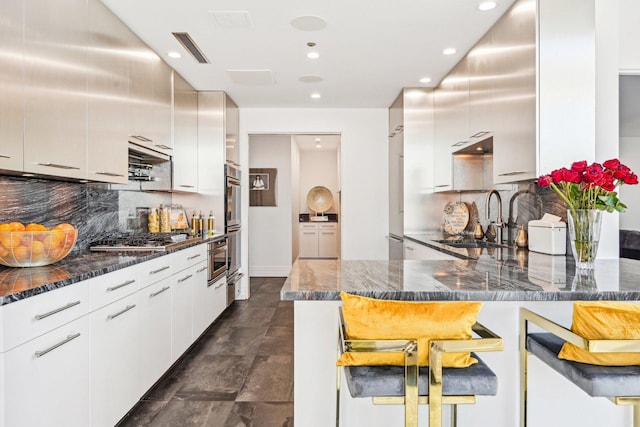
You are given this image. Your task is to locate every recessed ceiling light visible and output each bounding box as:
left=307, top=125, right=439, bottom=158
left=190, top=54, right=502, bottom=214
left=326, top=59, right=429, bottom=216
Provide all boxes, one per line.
left=167, top=51, right=182, bottom=59
left=443, top=48, right=457, bottom=55
left=310, top=93, right=321, bottom=99
left=419, top=77, right=432, bottom=83
left=307, top=51, right=320, bottom=59
left=478, top=1, right=498, bottom=11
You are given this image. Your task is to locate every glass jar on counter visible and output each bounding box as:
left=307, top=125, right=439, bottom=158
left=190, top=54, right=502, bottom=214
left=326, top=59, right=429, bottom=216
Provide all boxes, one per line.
left=159, top=204, right=171, bottom=233
left=148, top=208, right=159, bottom=233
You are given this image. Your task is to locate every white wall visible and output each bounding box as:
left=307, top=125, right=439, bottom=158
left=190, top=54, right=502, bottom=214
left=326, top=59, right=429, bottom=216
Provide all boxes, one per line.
left=291, top=139, right=300, bottom=263
left=299, top=150, right=339, bottom=214
left=248, top=134, right=293, bottom=276
left=240, top=108, right=388, bottom=260
left=620, top=137, right=640, bottom=230
left=620, top=0, right=640, bottom=72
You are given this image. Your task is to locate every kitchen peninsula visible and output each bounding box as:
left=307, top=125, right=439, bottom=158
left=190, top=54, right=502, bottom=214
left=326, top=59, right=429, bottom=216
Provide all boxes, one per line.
left=281, top=237, right=640, bottom=427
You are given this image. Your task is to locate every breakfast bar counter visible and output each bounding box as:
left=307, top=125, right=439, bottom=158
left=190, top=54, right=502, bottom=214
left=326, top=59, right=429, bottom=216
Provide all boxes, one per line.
left=282, top=240, right=640, bottom=426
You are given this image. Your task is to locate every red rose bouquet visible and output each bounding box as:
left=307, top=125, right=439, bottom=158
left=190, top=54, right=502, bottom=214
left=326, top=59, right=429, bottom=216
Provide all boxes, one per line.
left=537, top=159, right=638, bottom=214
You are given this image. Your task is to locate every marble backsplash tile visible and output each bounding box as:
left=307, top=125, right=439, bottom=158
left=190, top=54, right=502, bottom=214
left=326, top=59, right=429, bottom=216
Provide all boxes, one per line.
left=0, top=176, right=170, bottom=249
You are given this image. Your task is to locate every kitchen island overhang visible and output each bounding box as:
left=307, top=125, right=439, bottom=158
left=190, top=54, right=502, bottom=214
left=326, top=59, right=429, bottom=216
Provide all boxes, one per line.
left=283, top=257, right=640, bottom=427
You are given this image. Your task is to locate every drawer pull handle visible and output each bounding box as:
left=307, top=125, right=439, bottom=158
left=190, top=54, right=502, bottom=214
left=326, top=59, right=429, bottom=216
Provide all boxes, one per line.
left=106, top=279, right=136, bottom=292
left=35, top=333, right=81, bottom=358
left=0, top=154, right=10, bottom=159
left=36, top=162, right=80, bottom=170
left=149, top=286, right=170, bottom=298
left=406, top=247, right=415, bottom=251
left=212, top=281, right=225, bottom=290
left=303, top=232, right=316, bottom=235
left=150, top=265, right=170, bottom=275
left=187, top=254, right=201, bottom=260
left=197, top=266, right=208, bottom=273
left=94, top=171, right=125, bottom=177
left=154, top=144, right=172, bottom=150
left=178, top=274, right=193, bottom=283
left=131, top=135, right=153, bottom=143
left=321, top=232, right=334, bottom=235
left=34, top=301, right=81, bottom=320
left=498, top=171, right=530, bottom=176
left=179, top=184, right=195, bottom=188
left=107, top=304, right=136, bottom=320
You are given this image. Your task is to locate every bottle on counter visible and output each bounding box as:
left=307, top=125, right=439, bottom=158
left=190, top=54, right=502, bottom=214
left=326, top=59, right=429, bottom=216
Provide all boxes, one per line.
left=207, top=211, right=215, bottom=237
left=190, top=210, right=199, bottom=237
left=148, top=208, right=159, bottom=233
left=159, top=204, right=171, bottom=233
left=198, top=211, right=204, bottom=237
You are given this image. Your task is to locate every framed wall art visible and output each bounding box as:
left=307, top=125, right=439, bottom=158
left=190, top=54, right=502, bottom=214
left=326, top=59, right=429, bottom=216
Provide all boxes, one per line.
left=249, top=168, right=277, bottom=206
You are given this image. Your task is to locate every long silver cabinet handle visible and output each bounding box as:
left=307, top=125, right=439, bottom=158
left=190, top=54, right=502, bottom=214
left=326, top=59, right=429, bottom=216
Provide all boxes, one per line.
left=94, top=171, right=125, bottom=177
left=434, top=184, right=450, bottom=188
left=35, top=333, right=81, bottom=358
left=0, top=154, right=10, bottom=159
left=36, top=162, right=80, bottom=170
left=187, top=254, right=202, bottom=260
left=149, top=286, right=170, bottom=298
left=154, top=144, right=172, bottom=150
left=107, top=304, right=136, bottom=320
left=197, top=266, right=208, bottom=273
left=131, top=135, right=153, bottom=142
left=34, top=301, right=81, bottom=320
left=149, top=265, right=170, bottom=275
left=106, top=279, right=136, bottom=292
left=177, top=274, right=193, bottom=283
left=498, top=171, right=530, bottom=176
left=406, top=247, right=415, bottom=251
left=178, top=184, right=195, bottom=188
left=213, top=281, right=226, bottom=290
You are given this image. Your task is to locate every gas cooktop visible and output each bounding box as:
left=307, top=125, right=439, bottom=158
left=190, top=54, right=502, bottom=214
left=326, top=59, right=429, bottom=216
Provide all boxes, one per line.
left=89, top=232, right=200, bottom=252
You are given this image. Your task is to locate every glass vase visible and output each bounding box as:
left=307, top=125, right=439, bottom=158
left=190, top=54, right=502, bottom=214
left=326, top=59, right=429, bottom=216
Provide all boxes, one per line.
left=567, top=209, right=603, bottom=270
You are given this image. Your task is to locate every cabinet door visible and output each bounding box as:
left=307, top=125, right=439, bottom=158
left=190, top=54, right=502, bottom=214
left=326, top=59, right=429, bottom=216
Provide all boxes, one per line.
left=197, top=92, right=225, bottom=202
left=492, top=3, right=536, bottom=183
left=225, top=94, right=240, bottom=166
left=433, top=87, right=453, bottom=191
left=127, top=37, right=155, bottom=144
left=171, top=267, right=194, bottom=361
left=448, top=57, right=470, bottom=150
left=194, top=272, right=226, bottom=339
left=23, top=0, right=87, bottom=179
left=299, top=224, right=318, bottom=258
left=86, top=0, right=128, bottom=184
left=5, top=316, right=90, bottom=427
left=152, top=60, right=173, bottom=151
left=173, top=73, right=199, bottom=192
left=468, top=31, right=494, bottom=139
left=138, top=277, right=172, bottom=393
left=388, top=92, right=404, bottom=236
left=91, top=293, right=140, bottom=427
left=0, top=0, right=24, bottom=172
left=318, top=225, right=338, bottom=258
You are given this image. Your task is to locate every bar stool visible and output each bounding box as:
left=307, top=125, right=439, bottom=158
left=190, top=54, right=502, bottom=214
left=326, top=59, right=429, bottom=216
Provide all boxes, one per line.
left=520, top=306, right=640, bottom=426
left=337, top=306, right=503, bottom=427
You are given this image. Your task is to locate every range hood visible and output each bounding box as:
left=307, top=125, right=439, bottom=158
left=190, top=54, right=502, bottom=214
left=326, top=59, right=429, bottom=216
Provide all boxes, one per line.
left=451, top=136, right=494, bottom=191
left=452, top=135, right=493, bottom=155
left=128, top=140, right=171, bottom=163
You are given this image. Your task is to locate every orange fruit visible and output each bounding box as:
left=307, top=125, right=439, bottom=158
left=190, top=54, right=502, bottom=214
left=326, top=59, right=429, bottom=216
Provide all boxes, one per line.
left=12, top=246, right=30, bottom=262
left=0, top=223, right=11, bottom=232
left=0, top=245, right=8, bottom=258
left=0, top=234, right=22, bottom=249
left=26, top=223, right=47, bottom=232
left=31, top=240, right=45, bottom=256
left=55, top=223, right=75, bottom=232
left=8, top=222, right=25, bottom=231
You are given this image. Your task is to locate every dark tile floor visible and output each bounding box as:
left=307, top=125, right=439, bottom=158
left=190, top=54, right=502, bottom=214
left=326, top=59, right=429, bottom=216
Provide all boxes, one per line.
left=118, top=277, right=293, bottom=427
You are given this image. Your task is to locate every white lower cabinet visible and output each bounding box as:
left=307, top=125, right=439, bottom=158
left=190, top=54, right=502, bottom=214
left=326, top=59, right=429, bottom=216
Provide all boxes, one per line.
left=194, top=272, right=226, bottom=339
left=171, top=266, right=195, bottom=362
left=299, top=223, right=339, bottom=259
left=4, top=316, right=90, bottom=427
left=90, top=292, right=140, bottom=427
left=138, top=276, right=173, bottom=393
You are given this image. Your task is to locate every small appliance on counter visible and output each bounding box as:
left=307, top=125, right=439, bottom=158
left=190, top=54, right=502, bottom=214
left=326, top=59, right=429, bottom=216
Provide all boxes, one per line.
left=528, top=214, right=566, bottom=255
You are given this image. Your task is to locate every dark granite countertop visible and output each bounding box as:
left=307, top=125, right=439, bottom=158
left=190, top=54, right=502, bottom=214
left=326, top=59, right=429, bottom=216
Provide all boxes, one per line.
left=0, top=235, right=221, bottom=306
left=281, top=233, right=640, bottom=302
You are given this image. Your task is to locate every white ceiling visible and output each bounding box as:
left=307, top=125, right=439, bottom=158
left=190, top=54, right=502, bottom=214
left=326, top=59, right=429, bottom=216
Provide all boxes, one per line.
left=101, top=0, right=516, bottom=108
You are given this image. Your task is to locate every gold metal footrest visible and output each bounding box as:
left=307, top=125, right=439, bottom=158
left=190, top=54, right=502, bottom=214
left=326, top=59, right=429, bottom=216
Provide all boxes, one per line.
left=611, top=397, right=640, bottom=406
left=373, top=395, right=476, bottom=405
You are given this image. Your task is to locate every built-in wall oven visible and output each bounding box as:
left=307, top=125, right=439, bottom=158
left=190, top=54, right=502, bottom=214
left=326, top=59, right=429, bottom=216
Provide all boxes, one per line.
left=208, top=237, right=227, bottom=284
left=225, top=163, right=242, bottom=305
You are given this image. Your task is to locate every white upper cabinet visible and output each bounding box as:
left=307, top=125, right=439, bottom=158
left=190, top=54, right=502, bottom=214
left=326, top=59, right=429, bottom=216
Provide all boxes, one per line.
left=172, top=73, right=199, bottom=192
left=86, top=0, right=129, bottom=184
left=388, top=92, right=404, bottom=237
left=0, top=0, right=24, bottom=173
left=225, top=94, right=240, bottom=166
left=468, top=31, right=495, bottom=141
left=152, top=60, right=173, bottom=151
left=23, top=0, right=88, bottom=180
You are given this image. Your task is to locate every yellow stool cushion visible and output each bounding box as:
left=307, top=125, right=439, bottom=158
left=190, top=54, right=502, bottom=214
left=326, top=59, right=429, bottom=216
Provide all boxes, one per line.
left=337, top=292, right=482, bottom=368
left=558, top=301, right=640, bottom=366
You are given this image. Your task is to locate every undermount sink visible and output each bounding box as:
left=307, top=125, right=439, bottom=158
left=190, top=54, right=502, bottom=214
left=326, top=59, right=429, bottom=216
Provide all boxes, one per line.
left=432, top=239, right=507, bottom=249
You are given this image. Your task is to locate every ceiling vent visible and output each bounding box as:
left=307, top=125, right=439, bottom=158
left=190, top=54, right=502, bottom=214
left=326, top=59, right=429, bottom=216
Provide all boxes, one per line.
left=209, top=11, right=253, bottom=29
left=227, top=70, right=275, bottom=85
left=172, top=32, right=209, bottom=64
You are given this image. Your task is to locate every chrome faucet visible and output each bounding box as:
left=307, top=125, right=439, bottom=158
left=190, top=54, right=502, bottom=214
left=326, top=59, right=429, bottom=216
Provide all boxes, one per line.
left=507, top=190, right=543, bottom=245
left=486, top=189, right=504, bottom=243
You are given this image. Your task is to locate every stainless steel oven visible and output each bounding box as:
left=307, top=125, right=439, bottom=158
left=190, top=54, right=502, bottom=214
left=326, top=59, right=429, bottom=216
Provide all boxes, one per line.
left=208, top=238, right=227, bottom=283
left=225, top=164, right=241, bottom=230
left=226, top=227, right=242, bottom=305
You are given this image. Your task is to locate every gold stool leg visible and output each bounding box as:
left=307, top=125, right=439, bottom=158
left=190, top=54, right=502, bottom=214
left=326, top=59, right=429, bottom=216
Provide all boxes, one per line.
left=520, top=316, right=528, bottom=427
left=429, top=343, right=444, bottom=427
left=405, top=345, right=419, bottom=427
left=634, top=405, right=640, bottom=427
left=451, top=404, right=457, bottom=427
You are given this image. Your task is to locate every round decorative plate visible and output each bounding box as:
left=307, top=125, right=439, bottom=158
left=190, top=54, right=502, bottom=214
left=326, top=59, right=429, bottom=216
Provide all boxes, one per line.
left=442, top=201, right=470, bottom=235
left=307, top=186, right=333, bottom=213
